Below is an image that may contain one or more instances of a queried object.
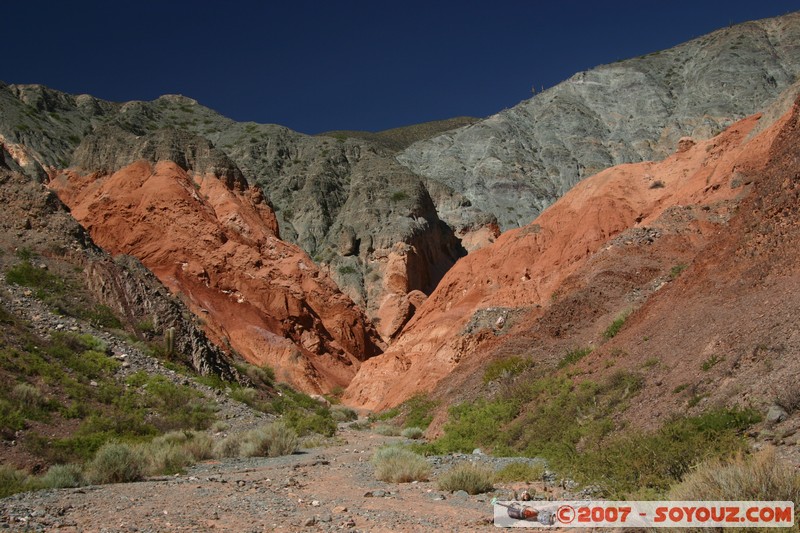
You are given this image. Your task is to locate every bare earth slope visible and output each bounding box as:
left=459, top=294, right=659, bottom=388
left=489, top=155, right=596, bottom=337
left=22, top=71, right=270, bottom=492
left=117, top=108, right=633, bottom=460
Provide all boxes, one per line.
left=346, top=88, right=800, bottom=412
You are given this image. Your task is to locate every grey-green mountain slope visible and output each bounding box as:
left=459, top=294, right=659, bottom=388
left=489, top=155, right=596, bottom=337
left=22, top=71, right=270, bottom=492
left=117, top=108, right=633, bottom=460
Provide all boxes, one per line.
left=397, top=11, right=800, bottom=229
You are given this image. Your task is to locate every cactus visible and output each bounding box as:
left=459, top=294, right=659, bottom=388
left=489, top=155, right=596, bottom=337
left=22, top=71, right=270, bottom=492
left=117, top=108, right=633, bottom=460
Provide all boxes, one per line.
left=165, top=327, right=175, bottom=356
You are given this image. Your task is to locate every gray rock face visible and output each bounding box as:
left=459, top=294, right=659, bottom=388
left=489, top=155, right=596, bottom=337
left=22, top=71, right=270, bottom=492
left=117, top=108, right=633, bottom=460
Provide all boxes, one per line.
left=397, top=12, right=800, bottom=230
left=71, top=126, right=249, bottom=191
left=0, top=85, right=468, bottom=319
left=83, top=255, right=240, bottom=380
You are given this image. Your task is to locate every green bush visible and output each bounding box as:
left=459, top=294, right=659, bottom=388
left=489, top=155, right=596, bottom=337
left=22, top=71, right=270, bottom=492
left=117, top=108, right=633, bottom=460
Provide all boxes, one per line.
left=603, top=311, right=630, bottom=339
left=669, top=448, right=800, bottom=505
left=11, top=383, right=45, bottom=409
left=494, top=461, right=545, bottom=483
left=434, top=398, right=518, bottom=453
left=370, top=407, right=400, bottom=422
left=87, top=442, right=146, bottom=484
left=558, top=347, right=593, bottom=369
left=331, top=405, right=358, bottom=422
left=230, top=387, right=258, bottom=406
left=483, top=356, right=532, bottom=383
left=181, top=431, right=215, bottom=460
left=214, top=435, right=242, bottom=458
left=284, top=409, right=337, bottom=437
left=401, top=427, right=424, bottom=439
left=0, top=465, right=32, bottom=497
left=40, top=463, right=85, bottom=489
left=701, top=354, right=723, bottom=371
left=145, top=442, right=193, bottom=475
left=239, top=423, right=299, bottom=458
left=438, top=462, right=495, bottom=494
left=6, top=261, right=61, bottom=291
left=401, top=394, right=437, bottom=429
left=375, top=424, right=401, bottom=436
left=670, top=264, right=688, bottom=279
left=566, top=408, right=760, bottom=497
left=85, top=305, right=122, bottom=329
left=372, top=446, right=430, bottom=483
left=130, top=375, right=216, bottom=431
left=390, top=191, right=409, bottom=202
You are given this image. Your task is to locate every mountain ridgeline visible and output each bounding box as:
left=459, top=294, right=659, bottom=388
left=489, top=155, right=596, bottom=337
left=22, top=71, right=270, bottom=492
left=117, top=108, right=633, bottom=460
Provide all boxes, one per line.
left=0, top=11, right=799, bottom=398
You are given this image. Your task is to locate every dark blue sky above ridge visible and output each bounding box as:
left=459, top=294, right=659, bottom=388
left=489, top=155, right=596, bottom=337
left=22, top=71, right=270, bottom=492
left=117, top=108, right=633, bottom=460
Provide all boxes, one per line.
left=4, top=1, right=800, bottom=134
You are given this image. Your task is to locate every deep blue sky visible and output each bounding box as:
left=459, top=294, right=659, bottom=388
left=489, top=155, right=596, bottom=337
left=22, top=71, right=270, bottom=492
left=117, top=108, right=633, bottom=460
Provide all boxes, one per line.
left=4, top=1, right=799, bottom=134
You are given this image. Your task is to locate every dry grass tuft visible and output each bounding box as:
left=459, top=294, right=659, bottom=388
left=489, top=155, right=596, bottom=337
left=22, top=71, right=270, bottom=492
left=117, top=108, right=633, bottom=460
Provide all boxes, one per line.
left=372, top=446, right=430, bottom=483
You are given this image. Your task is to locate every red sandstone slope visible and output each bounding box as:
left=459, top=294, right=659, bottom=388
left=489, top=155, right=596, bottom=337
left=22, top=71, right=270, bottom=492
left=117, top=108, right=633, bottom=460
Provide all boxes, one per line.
left=50, top=160, right=383, bottom=393
left=345, top=98, right=792, bottom=410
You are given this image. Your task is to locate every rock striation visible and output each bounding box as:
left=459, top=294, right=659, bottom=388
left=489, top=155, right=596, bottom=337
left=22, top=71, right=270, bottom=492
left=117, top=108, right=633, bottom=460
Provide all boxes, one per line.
left=50, top=128, right=384, bottom=393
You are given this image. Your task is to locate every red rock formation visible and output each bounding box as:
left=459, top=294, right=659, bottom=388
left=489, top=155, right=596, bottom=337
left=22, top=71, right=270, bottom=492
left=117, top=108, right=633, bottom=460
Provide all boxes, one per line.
left=50, top=160, right=383, bottom=393
left=345, top=102, right=786, bottom=410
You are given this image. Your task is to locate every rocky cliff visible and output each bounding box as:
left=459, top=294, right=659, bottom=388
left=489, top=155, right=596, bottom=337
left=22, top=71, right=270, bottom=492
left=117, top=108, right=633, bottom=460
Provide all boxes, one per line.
left=398, top=12, right=800, bottom=230
left=49, top=128, right=384, bottom=393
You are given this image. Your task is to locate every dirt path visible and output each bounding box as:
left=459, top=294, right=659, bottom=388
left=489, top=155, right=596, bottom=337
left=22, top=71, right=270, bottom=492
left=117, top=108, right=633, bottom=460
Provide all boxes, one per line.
left=0, top=425, right=513, bottom=532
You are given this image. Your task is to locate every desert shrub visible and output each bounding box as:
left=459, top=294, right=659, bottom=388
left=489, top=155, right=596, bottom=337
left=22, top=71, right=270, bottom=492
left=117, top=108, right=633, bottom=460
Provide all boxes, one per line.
left=438, top=462, right=495, bottom=494
left=284, top=409, right=337, bottom=437
left=375, top=424, right=401, bottom=436
left=372, top=446, right=430, bottom=483
left=558, top=347, right=593, bottom=369
left=701, top=354, right=723, bottom=371
left=483, top=356, right=532, bottom=383
left=433, top=398, right=518, bottom=454
left=401, top=427, right=424, bottom=439
left=11, top=383, right=45, bottom=409
left=331, top=405, right=358, bottom=422
left=182, top=431, right=215, bottom=460
left=401, top=394, right=438, bottom=429
left=239, top=423, right=299, bottom=458
left=390, top=191, right=409, bottom=202
left=669, top=448, right=800, bottom=505
left=5, top=261, right=61, bottom=291
left=150, top=430, right=190, bottom=447
left=0, top=465, right=32, bottom=497
left=670, top=264, right=688, bottom=279
left=603, top=311, right=629, bottom=339
left=230, top=387, right=258, bottom=406
left=145, top=442, right=193, bottom=476
left=211, top=421, right=229, bottom=433
left=774, top=385, right=800, bottom=414
left=369, top=407, right=400, bottom=422
left=87, top=442, right=146, bottom=484
left=130, top=375, right=216, bottom=431
left=300, top=434, right=333, bottom=449
left=85, top=304, right=122, bottom=329
left=214, top=435, right=242, bottom=458
left=566, top=408, right=760, bottom=497
left=494, top=461, right=546, bottom=483
left=243, top=364, right=274, bottom=386
left=40, top=463, right=85, bottom=489
left=429, top=372, right=642, bottom=460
